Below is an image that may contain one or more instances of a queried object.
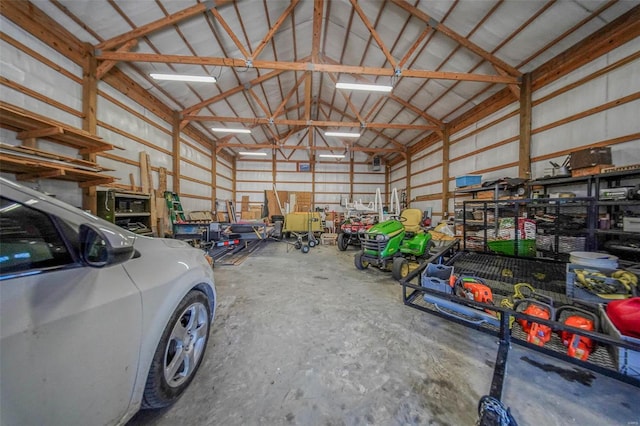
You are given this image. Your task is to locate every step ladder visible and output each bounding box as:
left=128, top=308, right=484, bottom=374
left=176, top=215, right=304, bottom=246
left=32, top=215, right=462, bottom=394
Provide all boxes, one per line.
left=164, top=191, right=186, bottom=224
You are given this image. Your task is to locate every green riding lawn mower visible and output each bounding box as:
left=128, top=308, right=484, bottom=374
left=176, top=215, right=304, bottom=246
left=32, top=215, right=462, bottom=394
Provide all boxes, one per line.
left=354, top=208, right=435, bottom=280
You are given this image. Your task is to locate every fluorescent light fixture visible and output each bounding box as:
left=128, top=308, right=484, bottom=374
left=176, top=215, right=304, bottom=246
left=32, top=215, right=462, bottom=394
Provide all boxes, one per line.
left=239, top=152, right=267, bottom=156
left=324, top=131, right=361, bottom=138
left=150, top=73, right=217, bottom=83
left=211, top=127, right=251, bottom=134
left=336, top=82, right=393, bottom=92
left=319, top=154, right=346, bottom=159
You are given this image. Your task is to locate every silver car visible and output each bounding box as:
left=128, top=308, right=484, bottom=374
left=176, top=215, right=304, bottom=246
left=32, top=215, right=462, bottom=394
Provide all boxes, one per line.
left=0, top=177, right=216, bottom=425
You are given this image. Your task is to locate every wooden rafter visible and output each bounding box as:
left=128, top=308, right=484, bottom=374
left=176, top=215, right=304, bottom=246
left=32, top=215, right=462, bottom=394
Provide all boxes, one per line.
left=96, top=51, right=519, bottom=84
left=96, top=1, right=233, bottom=51
left=249, top=88, right=272, bottom=116
left=388, top=94, right=442, bottom=128
left=311, top=0, right=324, bottom=62
left=398, top=26, right=430, bottom=69
left=318, top=100, right=405, bottom=150
left=182, top=69, right=286, bottom=116
left=209, top=6, right=251, bottom=59
left=218, top=142, right=401, bottom=154
left=96, top=38, right=137, bottom=79
left=350, top=0, right=397, bottom=69
left=390, top=0, right=521, bottom=77
left=326, top=73, right=364, bottom=123
left=184, top=115, right=438, bottom=131
left=253, top=0, right=300, bottom=60
left=363, top=97, right=385, bottom=122
left=271, top=72, right=306, bottom=119
left=304, top=72, right=313, bottom=121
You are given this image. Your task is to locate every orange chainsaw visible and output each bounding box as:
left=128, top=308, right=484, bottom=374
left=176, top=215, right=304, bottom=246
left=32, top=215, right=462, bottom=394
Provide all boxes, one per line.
left=453, top=275, right=497, bottom=317
left=556, top=306, right=598, bottom=361
left=514, top=296, right=555, bottom=346
left=454, top=276, right=494, bottom=304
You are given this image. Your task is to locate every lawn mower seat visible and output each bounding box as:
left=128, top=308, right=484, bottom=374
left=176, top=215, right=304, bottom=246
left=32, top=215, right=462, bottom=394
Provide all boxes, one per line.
left=401, top=208, right=423, bottom=236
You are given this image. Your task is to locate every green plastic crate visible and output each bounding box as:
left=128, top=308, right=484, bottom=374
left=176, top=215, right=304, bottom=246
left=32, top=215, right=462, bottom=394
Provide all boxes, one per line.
left=487, top=239, right=536, bottom=257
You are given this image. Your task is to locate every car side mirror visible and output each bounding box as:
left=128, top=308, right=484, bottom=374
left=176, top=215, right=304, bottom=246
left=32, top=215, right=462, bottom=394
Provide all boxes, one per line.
left=79, top=223, right=135, bottom=267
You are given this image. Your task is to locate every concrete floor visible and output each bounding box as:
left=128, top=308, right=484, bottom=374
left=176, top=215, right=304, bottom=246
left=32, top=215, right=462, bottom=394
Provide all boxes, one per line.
left=130, top=241, right=639, bottom=426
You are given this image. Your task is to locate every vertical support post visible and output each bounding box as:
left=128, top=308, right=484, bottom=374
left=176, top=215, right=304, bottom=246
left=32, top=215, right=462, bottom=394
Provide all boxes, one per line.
left=349, top=153, right=355, bottom=204
left=211, top=142, right=217, bottom=212
left=82, top=43, right=98, bottom=214
left=232, top=156, right=237, bottom=212
left=309, top=129, right=316, bottom=211
left=442, top=125, right=450, bottom=218
left=519, top=73, right=532, bottom=180
left=272, top=147, right=277, bottom=188
left=385, top=163, right=390, bottom=211
left=172, top=112, right=181, bottom=194
left=405, top=154, right=412, bottom=208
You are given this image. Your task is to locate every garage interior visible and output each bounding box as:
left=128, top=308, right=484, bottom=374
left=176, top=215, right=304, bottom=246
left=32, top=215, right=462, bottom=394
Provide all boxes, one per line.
left=1, top=1, right=639, bottom=425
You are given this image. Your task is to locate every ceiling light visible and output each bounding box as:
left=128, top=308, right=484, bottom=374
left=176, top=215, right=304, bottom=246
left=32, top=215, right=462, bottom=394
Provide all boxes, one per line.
left=319, top=154, right=346, bottom=159
left=336, top=82, right=393, bottom=92
left=211, top=127, right=251, bottom=134
left=324, top=131, right=361, bottom=138
left=239, top=152, right=267, bottom=156
left=150, top=73, right=217, bottom=83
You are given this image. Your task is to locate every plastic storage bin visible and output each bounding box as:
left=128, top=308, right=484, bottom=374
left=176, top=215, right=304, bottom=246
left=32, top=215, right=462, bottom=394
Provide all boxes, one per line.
left=598, top=304, right=640, bottom=378
left=456, top=175, right=482, bottom=187
left=566, top=263, right=634, bottom=303
left=487, top=239, right=536, bottom=257
left=421, top=263, right=454, bottom=294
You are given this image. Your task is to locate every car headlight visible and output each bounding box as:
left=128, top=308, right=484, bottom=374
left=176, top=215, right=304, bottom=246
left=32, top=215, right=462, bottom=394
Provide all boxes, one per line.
left=375, top=234, right=388, bottom=242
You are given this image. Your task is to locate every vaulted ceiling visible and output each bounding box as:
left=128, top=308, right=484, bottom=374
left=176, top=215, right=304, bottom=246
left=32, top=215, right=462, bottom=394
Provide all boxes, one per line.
left=29, top=0, right=637, bottom=162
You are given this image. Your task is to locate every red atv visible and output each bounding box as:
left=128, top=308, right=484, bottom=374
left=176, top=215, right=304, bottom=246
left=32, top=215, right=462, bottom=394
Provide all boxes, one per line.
left=337, top=215, right=376, bottom=251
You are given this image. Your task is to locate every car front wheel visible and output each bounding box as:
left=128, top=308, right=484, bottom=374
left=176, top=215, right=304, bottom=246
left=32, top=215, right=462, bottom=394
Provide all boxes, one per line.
left=142, top=290, right=211, bottom=409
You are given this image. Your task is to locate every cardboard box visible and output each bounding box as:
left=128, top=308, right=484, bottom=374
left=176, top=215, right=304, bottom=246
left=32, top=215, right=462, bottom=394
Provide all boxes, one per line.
left=570, top=147, right=612, bottom=170
left=571, top=164, right=613, bottom=177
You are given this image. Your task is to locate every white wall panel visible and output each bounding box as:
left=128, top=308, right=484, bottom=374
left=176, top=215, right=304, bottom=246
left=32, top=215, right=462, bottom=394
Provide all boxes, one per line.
left=237, top=171, right=272, bottom=182
left=180, top=163, right=211, bottom=184
left=315, top=172, right=351, bottom=184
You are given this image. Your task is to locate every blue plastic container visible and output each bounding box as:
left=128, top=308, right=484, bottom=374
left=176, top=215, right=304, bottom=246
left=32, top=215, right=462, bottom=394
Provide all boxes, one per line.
left=456, top=175, right=482, bottom=187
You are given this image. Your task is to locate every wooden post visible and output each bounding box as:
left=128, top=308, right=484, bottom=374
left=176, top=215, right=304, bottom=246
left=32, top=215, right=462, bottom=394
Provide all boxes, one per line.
left=232, top=156, right=237, bottom=216
left=405, top=153, right=412, bottom=207
left=519, top=73, right=532, bottom=179
left=349, top=153, right=354, bottom=205
left=309, top=129, right=315, bottom=211
left=442, top=125, right=450, bottom=218
left=211, top=142, right=217, bottom=214
left=82, top=43, right=98, bottom=214
left=172, top=112, right=181, bottom=193
left=272, top=146, right=277, bottom=190
left=385, top=163, right=390, bottom=210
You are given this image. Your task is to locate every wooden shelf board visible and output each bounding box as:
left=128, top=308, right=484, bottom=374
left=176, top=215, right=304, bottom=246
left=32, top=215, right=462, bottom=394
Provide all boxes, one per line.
left=0, top=102, right=114, bottom=153
left=0, top=154, right=115, bottom=185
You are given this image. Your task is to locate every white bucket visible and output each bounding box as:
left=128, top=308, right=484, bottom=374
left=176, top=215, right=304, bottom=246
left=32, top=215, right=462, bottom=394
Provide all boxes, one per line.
left=569, top=251, right=618, bottom=269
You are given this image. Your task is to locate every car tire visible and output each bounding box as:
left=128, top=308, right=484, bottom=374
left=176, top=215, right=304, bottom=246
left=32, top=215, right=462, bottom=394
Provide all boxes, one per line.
left=392, top=257, right=410, bottom=281
left=142, top=290, right=211, bottom=409
left=337, top=233, right=349, bottom=251
left=301, top=245, right=310, bottom=253
left=354, top=251, right=369, bottom=270
left=308, top=240, right=316, bottom=248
